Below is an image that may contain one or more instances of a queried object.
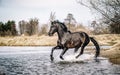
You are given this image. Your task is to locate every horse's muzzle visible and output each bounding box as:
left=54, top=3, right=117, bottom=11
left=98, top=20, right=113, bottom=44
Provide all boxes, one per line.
left=48, top=32, right=53, bottom=36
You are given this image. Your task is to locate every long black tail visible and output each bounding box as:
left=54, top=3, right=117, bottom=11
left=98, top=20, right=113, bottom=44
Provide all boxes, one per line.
left=90, top=37, right=100, bottom=58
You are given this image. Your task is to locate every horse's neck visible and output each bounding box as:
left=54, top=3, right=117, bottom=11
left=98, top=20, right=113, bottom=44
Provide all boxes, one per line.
left=57, top=29, right=66, bottom=41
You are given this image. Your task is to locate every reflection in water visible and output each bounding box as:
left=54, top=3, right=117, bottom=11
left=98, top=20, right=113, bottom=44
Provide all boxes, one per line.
left=0, top=46, right=120, bottom=75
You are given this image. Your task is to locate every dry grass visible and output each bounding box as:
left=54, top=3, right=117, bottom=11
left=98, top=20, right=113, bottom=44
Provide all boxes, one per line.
left=101, top=42, right=120, bottom=64
left=101, top=43, right=120, bottom=58
left=0, top=34, right=120, bottom=46
left=92, top=34, right=120, bottom=64
left=91, top=34, right=120, bottom=46
left=0, top=35, right=57, bottom=46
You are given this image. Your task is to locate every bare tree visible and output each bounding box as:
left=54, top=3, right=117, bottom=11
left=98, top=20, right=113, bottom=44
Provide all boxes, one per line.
left=19, top=20, right=30, bottom=35
left=19, top=20, right=27, bottom=35
left=19, top=18, right=39, bottom=36
left=39, top=24, right=48, bottom=35
left=77, top=0, right=120, bottom=33
left=64, top=13, right=76, bottom=30
left=29, top=18, right=39, bottom=35
left=49, top=12, right=56, bottom=22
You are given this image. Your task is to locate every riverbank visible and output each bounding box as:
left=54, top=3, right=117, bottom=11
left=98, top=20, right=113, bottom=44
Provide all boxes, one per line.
left=0, top=34, right=120, bottom=64
left=101, top=42, right=120, bottom=64
left=0, top=35, right=57, bottom=46
left=0, top=34, right=120, bottom=46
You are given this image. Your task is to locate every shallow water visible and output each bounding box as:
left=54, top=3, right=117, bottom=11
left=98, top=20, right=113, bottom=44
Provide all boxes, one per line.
left=0, top=46, right=120, bottom=75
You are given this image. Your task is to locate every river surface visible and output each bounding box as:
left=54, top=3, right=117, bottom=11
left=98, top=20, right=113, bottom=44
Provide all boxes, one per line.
left=0, top=46, right=120, bottom=75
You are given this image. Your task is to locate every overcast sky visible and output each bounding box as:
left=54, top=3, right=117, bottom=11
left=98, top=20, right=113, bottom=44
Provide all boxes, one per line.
left=0, top=0, right=95, bottom=25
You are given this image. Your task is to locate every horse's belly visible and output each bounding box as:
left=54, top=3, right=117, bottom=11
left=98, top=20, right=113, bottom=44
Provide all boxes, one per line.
left=67, top=43, right=75, bottom=48
left=66, top=41, right=82, bottom=48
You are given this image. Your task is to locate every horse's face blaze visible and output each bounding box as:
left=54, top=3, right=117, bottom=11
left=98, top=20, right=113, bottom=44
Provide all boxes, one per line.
left=48, top=23, right=58, bottom=36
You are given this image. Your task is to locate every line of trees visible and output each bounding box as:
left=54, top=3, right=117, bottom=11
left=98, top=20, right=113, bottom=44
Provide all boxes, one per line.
left=0, top=18, right=49, bottom=36
left=1, top=5, right=120, bottom=37
left=19, top=18, right=49, bottom=36
left=0, top=20, right=17, bottom=36
left=0, top=12, right=104, bottom=36
left=19, top=18, right=39, bottom=36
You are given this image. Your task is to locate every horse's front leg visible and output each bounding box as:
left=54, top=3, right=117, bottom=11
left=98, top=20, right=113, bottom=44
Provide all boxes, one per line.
left=60, top=47, right=68, bottom=60
left=50, top=46, right=61, bottom=61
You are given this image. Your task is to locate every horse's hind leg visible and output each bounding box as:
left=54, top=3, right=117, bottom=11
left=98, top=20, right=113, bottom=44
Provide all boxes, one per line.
left=74, top=47, right=80, bottom=53
left=60, top=48, right=68, bottom=60
left=76, top=45, right=86, bottom=58
left=76, top=41, right=89, bottom=58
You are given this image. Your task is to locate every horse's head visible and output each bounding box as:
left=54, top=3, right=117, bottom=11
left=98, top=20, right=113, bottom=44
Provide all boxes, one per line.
left=48, top=21, right=58, bottom=36
left=48, top=20, right=68, bottom=36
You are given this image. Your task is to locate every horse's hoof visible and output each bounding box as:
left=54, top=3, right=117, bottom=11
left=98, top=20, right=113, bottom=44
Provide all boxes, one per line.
left=94, top=58, right=99, bottom=62
left=50, top=56, right=54, bottom=61
left=76, top=55, right=79, bottom=59
left=51, top=57, right=54, bottom=61
left=60, top=56, right=64, bottom=60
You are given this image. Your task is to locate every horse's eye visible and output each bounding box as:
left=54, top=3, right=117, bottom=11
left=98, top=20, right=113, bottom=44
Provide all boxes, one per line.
left=51, top=26, right=54, bottom=27
left=51, top=25, right=57, bottom=28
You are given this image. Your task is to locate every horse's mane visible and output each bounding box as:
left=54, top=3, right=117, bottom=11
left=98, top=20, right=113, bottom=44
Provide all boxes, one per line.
left=53, top=20, right=68, bottom=32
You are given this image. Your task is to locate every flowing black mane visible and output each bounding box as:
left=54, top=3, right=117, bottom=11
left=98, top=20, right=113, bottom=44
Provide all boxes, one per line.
left=52, top=20, right=68, bottom=32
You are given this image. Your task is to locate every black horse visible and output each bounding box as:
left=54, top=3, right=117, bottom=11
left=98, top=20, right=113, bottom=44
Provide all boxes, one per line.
left=48, top=20, right=100, bottom=61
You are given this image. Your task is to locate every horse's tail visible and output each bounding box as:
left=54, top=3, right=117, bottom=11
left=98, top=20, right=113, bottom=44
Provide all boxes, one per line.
left=90, top=37, right=100, bottom=58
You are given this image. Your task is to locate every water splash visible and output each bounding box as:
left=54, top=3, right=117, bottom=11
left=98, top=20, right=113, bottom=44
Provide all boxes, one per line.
left=58, top=53, right=94, bottom=63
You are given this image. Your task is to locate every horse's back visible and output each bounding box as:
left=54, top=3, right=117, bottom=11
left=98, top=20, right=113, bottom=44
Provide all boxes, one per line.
left=70, top=31, right=87, bottom=38
left=63, top=32, right=82, bottom=48
left=70, top=31, right=90, bottom=43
